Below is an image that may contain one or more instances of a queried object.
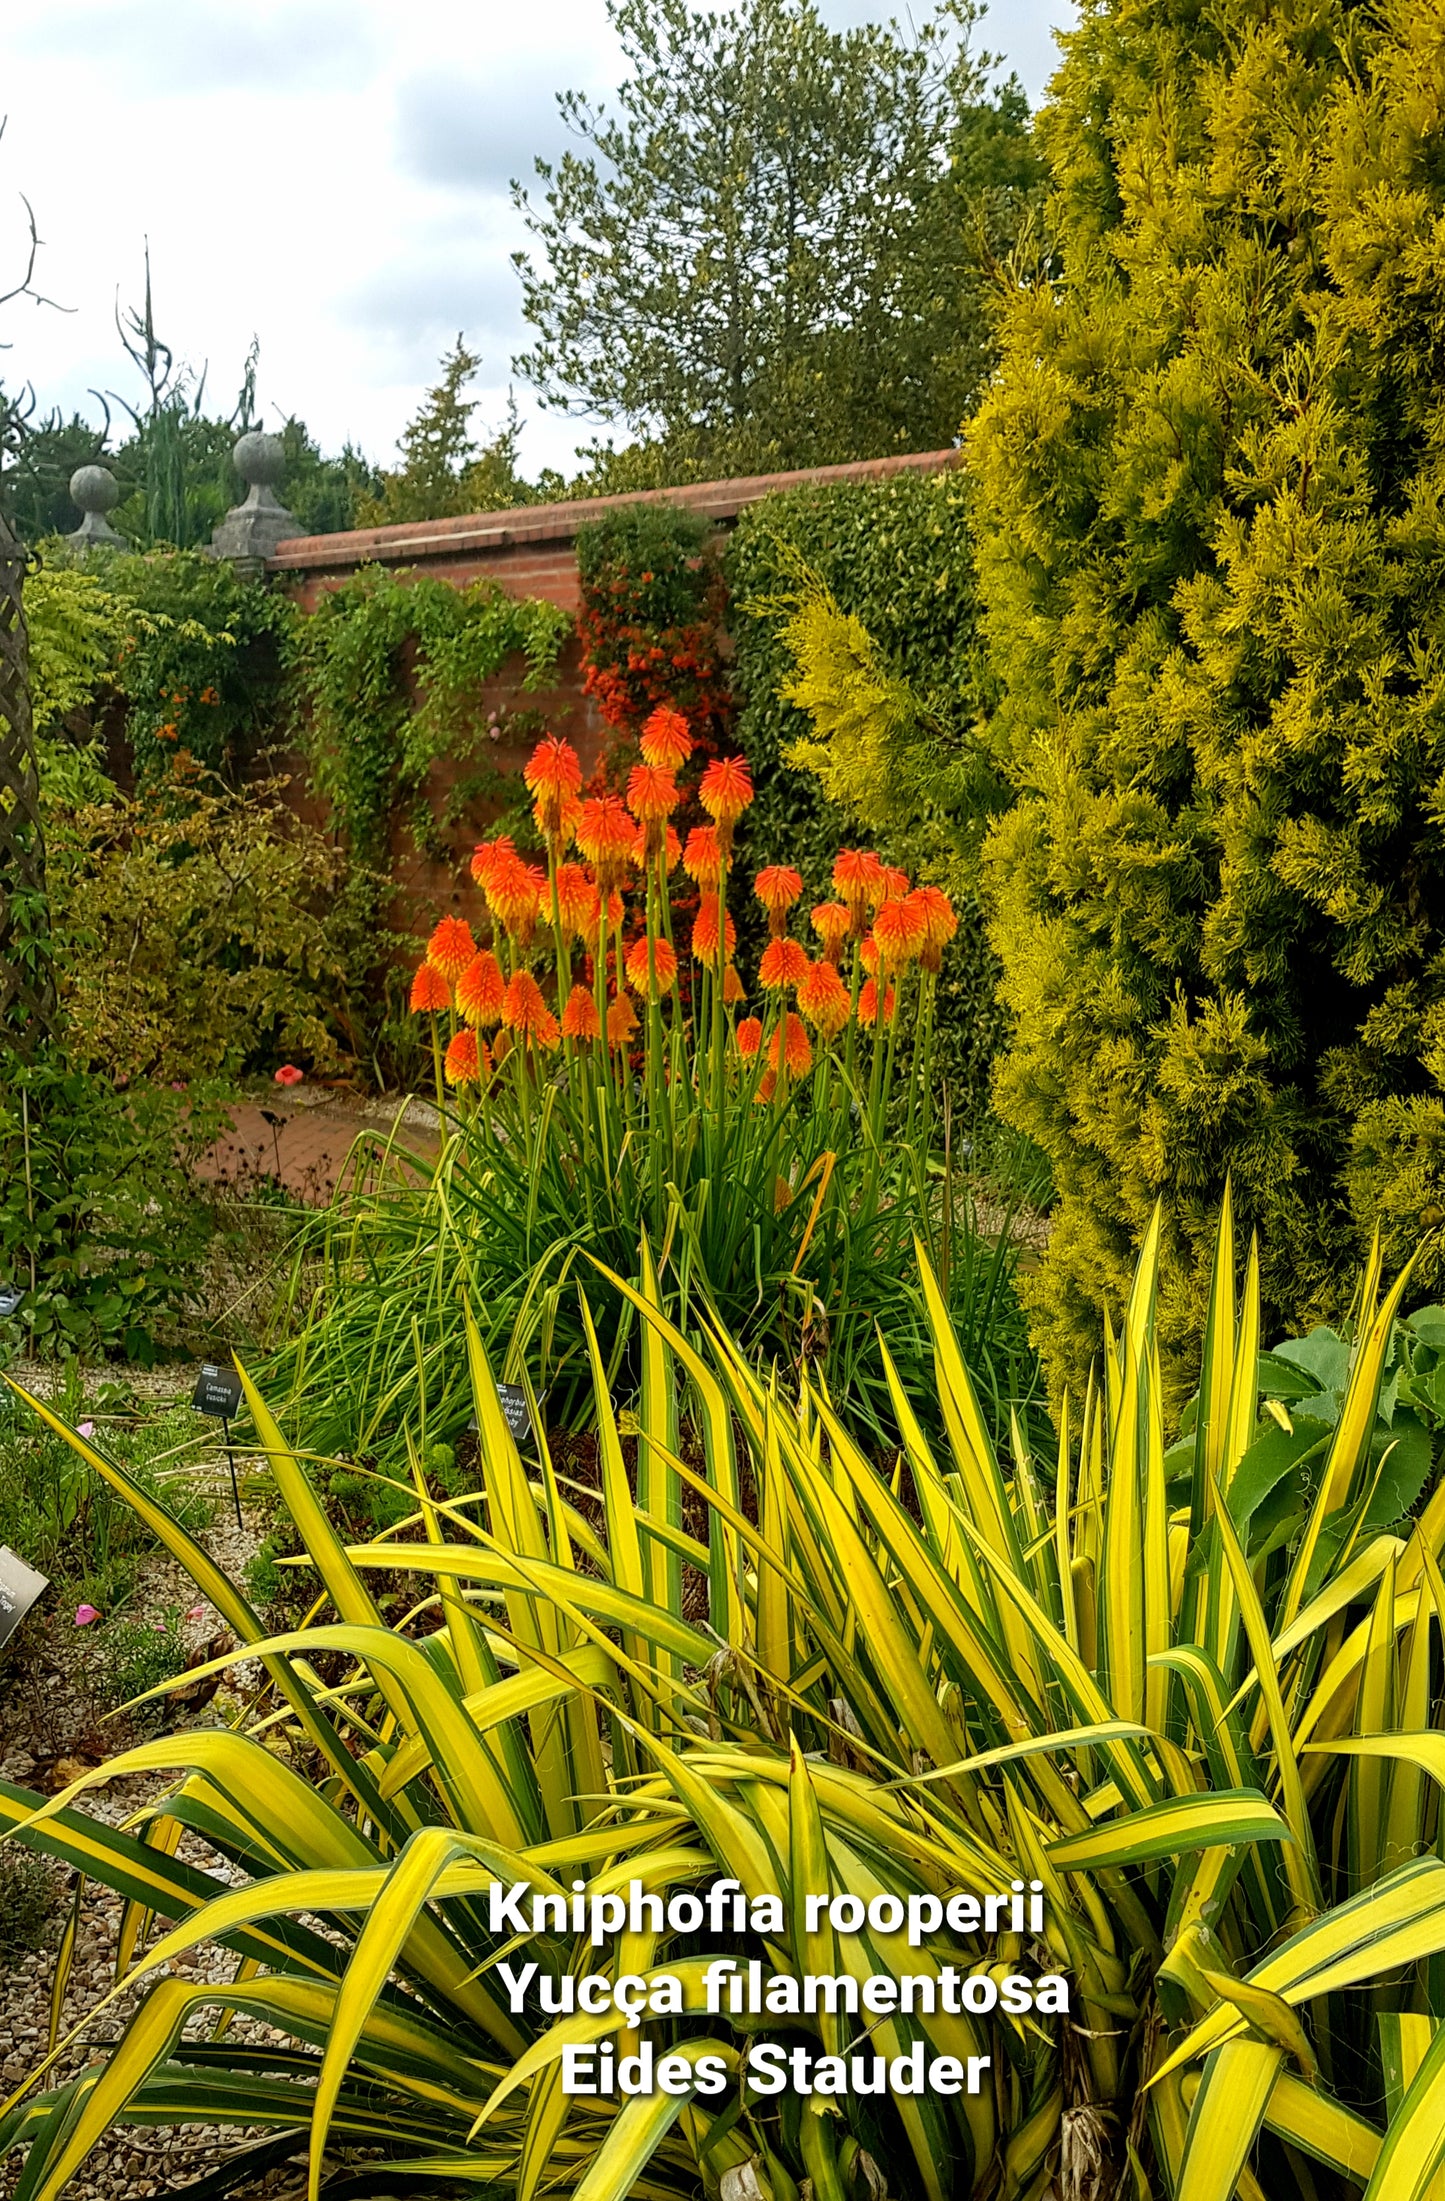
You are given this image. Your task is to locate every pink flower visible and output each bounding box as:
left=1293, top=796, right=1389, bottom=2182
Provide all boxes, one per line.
left=77, top=1420, right=94, bottom=1438
left=185, top=1605, right=206, bottom=1622
left=74, top=1604, right=100, bottom=1626
left=274, top=1064, right=304, bottom=1088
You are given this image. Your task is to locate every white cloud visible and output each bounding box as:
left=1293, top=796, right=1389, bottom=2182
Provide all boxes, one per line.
left=0, top=0, right=1073, bottom=483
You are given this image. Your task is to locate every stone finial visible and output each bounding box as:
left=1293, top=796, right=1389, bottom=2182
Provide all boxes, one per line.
left=210, top=431, right=300, bottom=564
left=65, top=464, right=128, bottom=554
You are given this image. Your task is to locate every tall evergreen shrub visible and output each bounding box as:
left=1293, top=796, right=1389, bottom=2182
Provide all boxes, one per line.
left=727, top=466, right=1007, bottom=1102
left=967, top=0, right=1445, bottom=1392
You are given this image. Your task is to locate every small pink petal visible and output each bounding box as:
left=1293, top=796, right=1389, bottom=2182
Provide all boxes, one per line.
left=185, top=1605, right=206, bottom=1622
left=77, top=1420, right=95, bottom=1438
left=74, top=1604, right=101, bottom=1626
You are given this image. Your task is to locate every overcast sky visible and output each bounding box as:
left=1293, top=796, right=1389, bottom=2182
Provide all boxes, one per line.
left=1, top=0, right=1074, bottom=482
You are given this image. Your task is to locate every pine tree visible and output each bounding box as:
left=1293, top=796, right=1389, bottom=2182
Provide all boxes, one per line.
left=966, top=0, right=1445, bottom=1393
left=358, top=340, right=535, bottom=525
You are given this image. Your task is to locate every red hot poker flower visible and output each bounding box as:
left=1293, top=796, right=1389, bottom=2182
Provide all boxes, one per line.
left=457, top=950, right=506, bottom=1027
left=909, top=884, right=957, bottom=971
left=555, top=862, right=595, bottom=941
left=606, top=992, right=639, bottom=1048
left=560, top=983, right=601, bottom=1041
left=858, top=976, right=896, bottom=1028
left=769, top=1013, right=813, bottom=1078
left=880, top=865, right=912, bottom=903
left=832, top=849, right=886, bottom=934
left=699, top=755, right=753, bottom=855
left=690, top=902, right=736, bottom=967
left=759, top=936, right=809, bottom=991
left=754, top=865, right=804, bottom=937
left=444, top=1030, right=484, bottom=1086
left=502, top=970, right=560, bottom=1050
left=736, top=1015, right=763, bottom=1060
left=410, top=961, right=451, bottom=1013
left=640, top=704, right=694, bottom=771
left=723, top=963, right=746, bottom=1005
left=470, top=836, right=517, bottom=888
left=524, top=736, right=583, bottom=840
left=427, top=915, right=476, bottom=980
left=683, top=825, right=723, bottom=888
left=874, top=895, right=927, bottom=971
left=577, top=795, right=636, bottom=892
left=797, top=958, right=850, bottom=1038
left=809, top=902, right=851, bottom=962
left=625, top=934, right=678, bottom=996
left=626, top=762, right=679, bottom=823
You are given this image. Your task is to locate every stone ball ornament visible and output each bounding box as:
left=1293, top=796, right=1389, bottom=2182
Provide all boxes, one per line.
left=69, top=464, right=121, bottom=515
left=232, top=430, right=287, bottom=490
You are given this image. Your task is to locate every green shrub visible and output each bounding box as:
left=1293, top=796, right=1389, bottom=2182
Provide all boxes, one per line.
left=88, top=1611, right=186, bottom=1718
left=961, top=0, right=1445, bottom=1399
left=0, top=1054, right=230, bottom=1365
left=726, top=469, right=1010, bottom=1106
left=0, top=1379, right=213, bottom=1610
left=0, top=1846, right=59, bottom=1970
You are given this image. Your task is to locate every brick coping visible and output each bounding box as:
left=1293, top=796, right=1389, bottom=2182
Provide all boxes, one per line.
left=265, top=446, right=961, bottom=576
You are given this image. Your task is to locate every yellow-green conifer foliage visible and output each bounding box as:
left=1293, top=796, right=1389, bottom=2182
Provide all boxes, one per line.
left=967, top=0, right=1445, bottom=1394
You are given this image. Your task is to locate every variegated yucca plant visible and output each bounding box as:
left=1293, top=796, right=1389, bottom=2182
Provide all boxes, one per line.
left=4, top=1197, right=1445, bottom=2200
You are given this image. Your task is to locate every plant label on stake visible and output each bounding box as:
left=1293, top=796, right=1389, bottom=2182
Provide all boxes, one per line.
left=0, top=1547, right=48, bottom=1651
left=468, top=1383, right=535, bottom=1447
left=192, top=1363, right=245, bottom=1528
left=0, top=1287, right=24, bottom=1320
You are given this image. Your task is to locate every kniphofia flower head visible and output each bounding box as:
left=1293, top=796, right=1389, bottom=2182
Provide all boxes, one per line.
left=633, top=821, right=681, bottom=873
left=444, top=1029, right=485, bottom=1086
left=457, top=949, right=506, bottom=1027
left=909, top=884, right=957, bottom=971
left=484, top=853, right=543, bottom=948
left=561, top=983, right=601, bottom=1041
left=810, top=902, right=851, bottom=962
left=410, top=961, right=451, bottom=1013
left=874, top=895, right=927, bottom=971
left=690, top=901, right=736, bottom=967
left=524, top=735, right=583, bottom=841
left=759, top=936, right=809, bottom=991
left=797, top=958, right=850, bottom=1038
left=736, top=1016, right=763, bottom=1060
left=858, top=976, right=896, bottom=1028
left=626, top=762, right=679, bottom=823
left=606, top=991, right=639, bottom=1049
left=470, top=836, right=516, bottom=888
left=555, top=862, right=595, bottom=941
left=577, top=794, right=636, bottom=892
left=427, top=914, right=476, bottom=980
left=640, top=704, right=694, bottom=771
left=722, top=963, right=746, bottom=1005
left=502, top=969, right=561, bottom=1050
left=769, top=1013, right=813, bottom=1079
left=833, top=849, right=886, bottom=935
left=699, top=755, right=753, bottom=855
left=683, top=825, right=723, bottom=889
left=754, top=865, right=804, bottom=937
left=625, top=933, right=678, bottom=996
left=880, top=865, right=911, bottom=903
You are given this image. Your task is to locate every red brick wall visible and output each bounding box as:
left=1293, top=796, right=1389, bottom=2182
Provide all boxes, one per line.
left=270, top=449, right=960, bottom=942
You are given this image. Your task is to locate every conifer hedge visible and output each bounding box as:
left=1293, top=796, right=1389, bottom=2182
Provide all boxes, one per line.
left=726, top=467, right=1007, bottom=1103
left=966, top=0, right=1445, bottom=1394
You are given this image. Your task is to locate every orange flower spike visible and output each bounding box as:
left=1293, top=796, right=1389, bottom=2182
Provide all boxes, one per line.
left=456, top=950, right=506, bottom=1028
left=736, top=1016, right=763, bottom=1060
left=410, top=961, right=451, bottom=1013
left=874, top=895, right=927, bottom=971
left=797, top=958, right=850, bottom=1039
left=485, top=854, right=542, bottom=946
left=576, top=795, right=636, bottom=892
left=833, top=848, right=886, bottom=935
left=555, top=862, right=594, bottom=941
left=880, top=866, right=912, bottom=903
left=754, top=865, right=804, bottom=938
left=858, top=976, right=897, bottom=1028
left=690, top=902, right=736, bottom=967
left=625, top=934, right=678, bottom=996
left=427, top=914, right=476, bottom=979
left=683, top=825, right=723, bottom=888
left=639, top=704, right=694, bottom=771
left=444, top=1029, right=484, bottom=1086
left=524, top=735, right=583, bottom=841
left=860, top=934, right=879, bottom=975
left=910, top=884, right=957, bottom=972
left=722, top=963, right=746, bottom=1006
left=501, top=969, right=558, bottom=1047
left=769, top=1013, right=812, bottom=1078
left=470, top=836, right=516, bottom=888
left=810, top=902, right=851, bottom=963
left=560, top=983, right=601, bottom=1041
left=606, top=991, right=639, bottom=1049
left=699, top=755, right=753, bottom=856
left=759, top=937, right=809, bottom=991
left=626, top=762, right=680, bottom=823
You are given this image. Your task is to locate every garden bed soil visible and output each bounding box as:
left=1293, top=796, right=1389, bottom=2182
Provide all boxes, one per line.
left=193, top=1090, right=441, bottom=1206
